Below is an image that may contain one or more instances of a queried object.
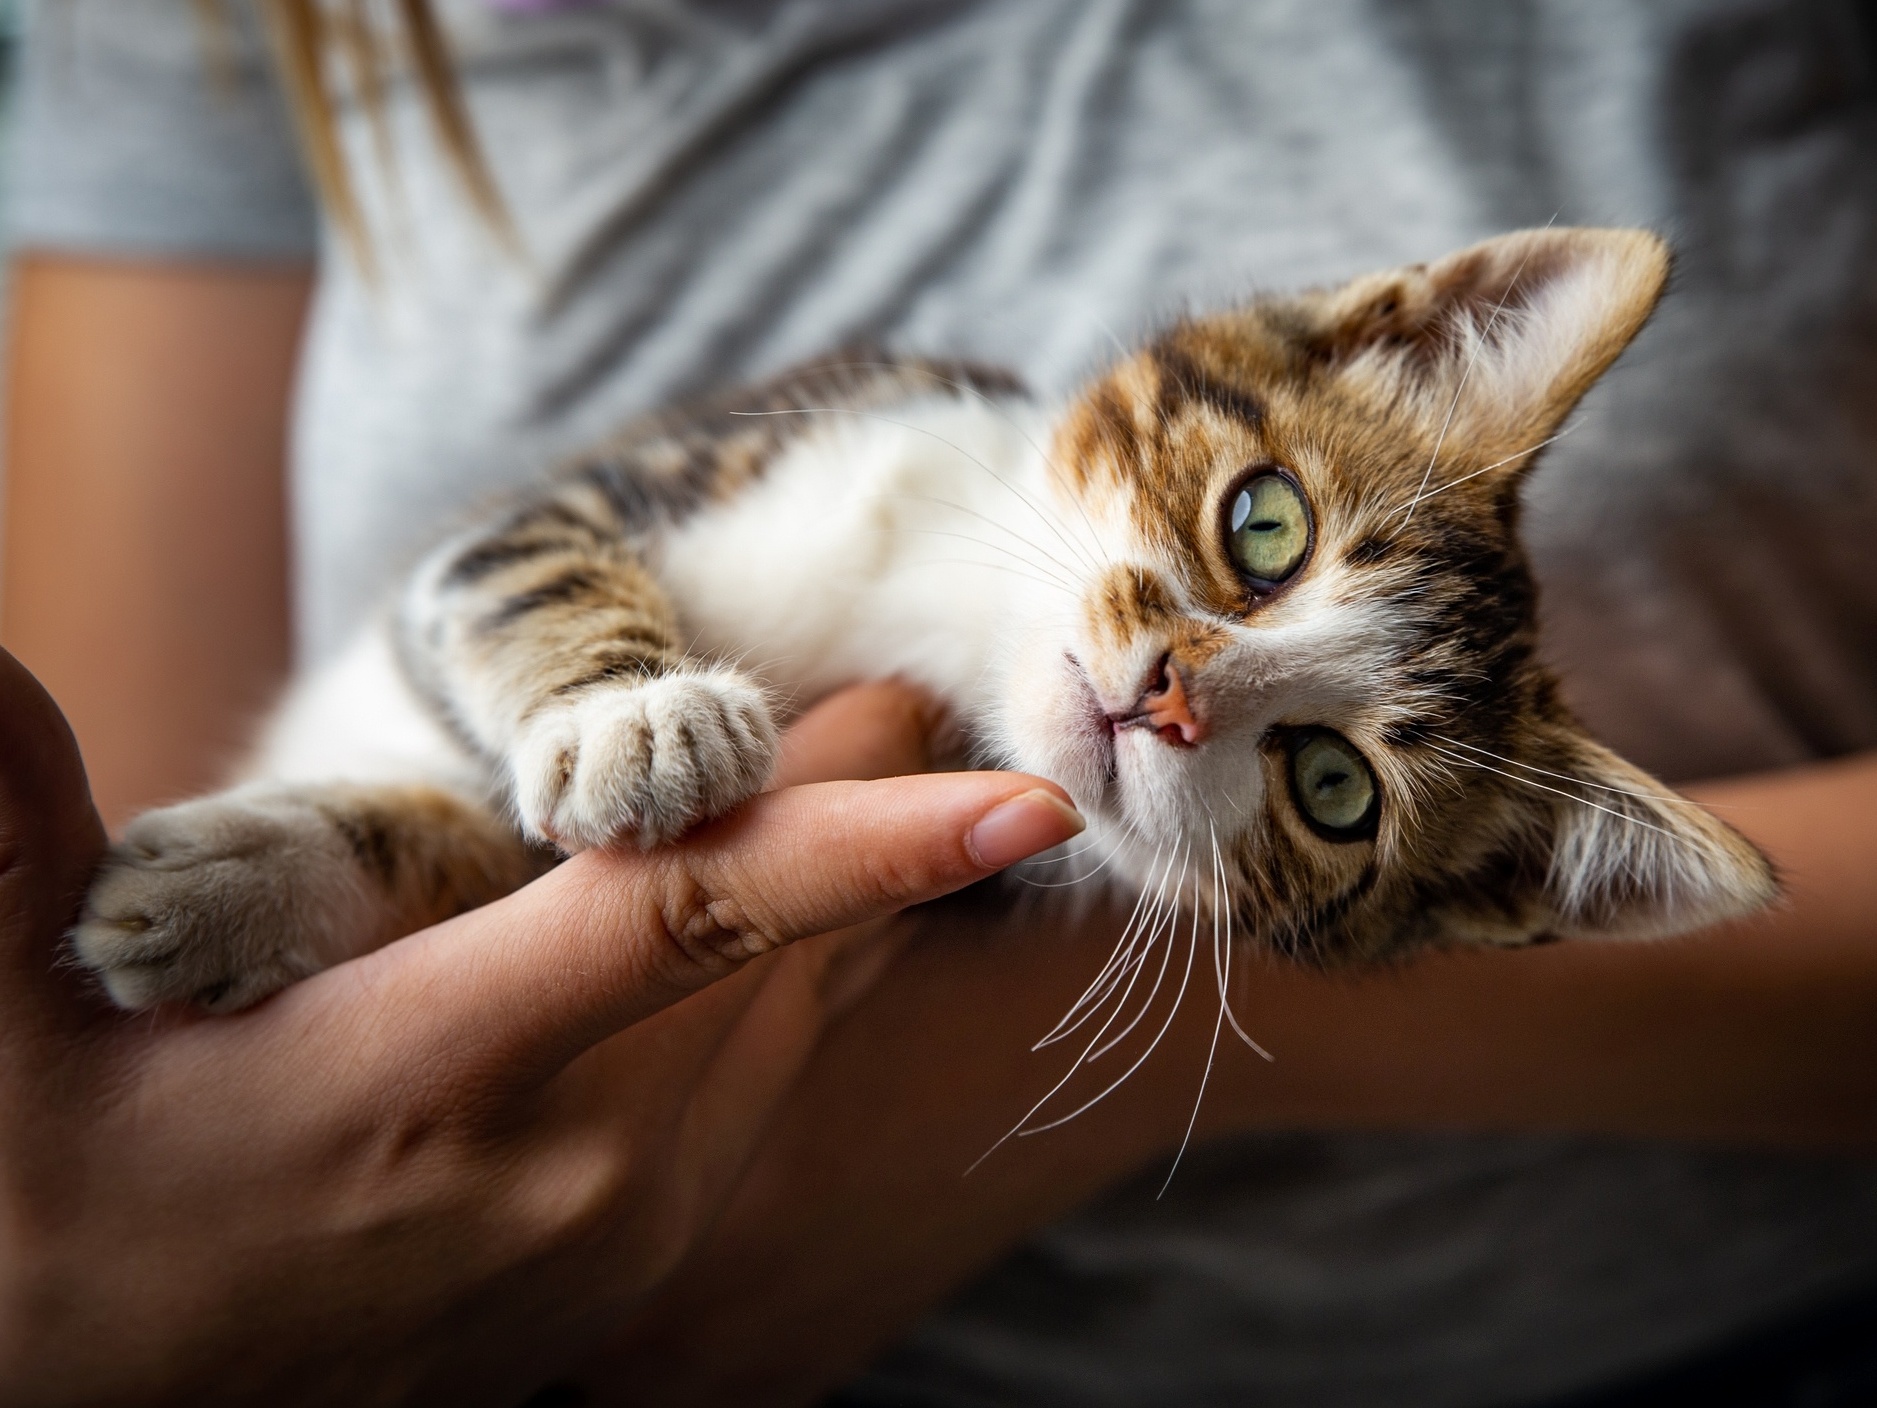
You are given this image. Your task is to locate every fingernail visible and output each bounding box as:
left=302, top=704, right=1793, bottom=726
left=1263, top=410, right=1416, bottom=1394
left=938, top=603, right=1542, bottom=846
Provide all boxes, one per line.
left=967, top=789, right=1086, bottom=869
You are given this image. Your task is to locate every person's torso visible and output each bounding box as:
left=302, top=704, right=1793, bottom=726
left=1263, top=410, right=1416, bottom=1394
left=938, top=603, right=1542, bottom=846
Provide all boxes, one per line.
left=290, top=3, right=1877, bottom=1402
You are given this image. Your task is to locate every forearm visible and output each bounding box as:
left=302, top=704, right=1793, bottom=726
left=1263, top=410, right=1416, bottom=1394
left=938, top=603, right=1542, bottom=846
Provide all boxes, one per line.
left=1201, top=750, right=1877, bottom=1141
left=599, top=750, right=1877, bottom=1403
left=1, top=256, right=311, bottom=830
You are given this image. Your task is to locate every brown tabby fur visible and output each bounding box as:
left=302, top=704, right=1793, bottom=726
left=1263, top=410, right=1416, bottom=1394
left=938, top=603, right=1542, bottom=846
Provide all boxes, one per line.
left=74, top=228, right=1775, bottom=1012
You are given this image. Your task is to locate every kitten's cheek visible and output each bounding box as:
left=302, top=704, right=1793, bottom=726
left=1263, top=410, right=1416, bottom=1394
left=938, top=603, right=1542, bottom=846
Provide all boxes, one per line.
left=1044, top=736, right=1111, bottom=814
left=996, top=666, right=1109, bottom=807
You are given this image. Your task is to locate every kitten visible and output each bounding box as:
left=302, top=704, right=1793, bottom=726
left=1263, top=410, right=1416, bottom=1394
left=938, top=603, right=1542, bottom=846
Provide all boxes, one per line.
left=74, top=228, right=1776, bottom=1012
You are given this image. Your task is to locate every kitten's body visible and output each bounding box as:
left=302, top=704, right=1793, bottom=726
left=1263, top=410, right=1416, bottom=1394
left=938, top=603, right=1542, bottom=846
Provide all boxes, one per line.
left=75, top=229, right=1777, bottom=1012
left=267, top=374, right=1043, bottom=793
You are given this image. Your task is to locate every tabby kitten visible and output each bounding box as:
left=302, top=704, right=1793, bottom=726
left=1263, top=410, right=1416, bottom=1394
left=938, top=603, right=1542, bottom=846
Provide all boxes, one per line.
left=75, top=228, right=1775, bottom=1012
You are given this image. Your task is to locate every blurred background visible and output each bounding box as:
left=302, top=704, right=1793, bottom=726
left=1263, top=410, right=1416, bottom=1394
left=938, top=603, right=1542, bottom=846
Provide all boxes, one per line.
left=0, top=0, right=22, bottom=577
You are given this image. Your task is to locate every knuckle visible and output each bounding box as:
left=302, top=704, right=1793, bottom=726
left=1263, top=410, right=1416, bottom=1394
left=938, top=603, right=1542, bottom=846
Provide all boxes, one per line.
left=650, top=860, right=788, bottom=976
left=499, top=1138, right=639, bottom=1259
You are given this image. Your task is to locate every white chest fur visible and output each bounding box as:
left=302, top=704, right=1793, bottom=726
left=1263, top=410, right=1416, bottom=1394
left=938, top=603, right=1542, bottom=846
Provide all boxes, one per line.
left=652, top=395, right=1066, bottom=724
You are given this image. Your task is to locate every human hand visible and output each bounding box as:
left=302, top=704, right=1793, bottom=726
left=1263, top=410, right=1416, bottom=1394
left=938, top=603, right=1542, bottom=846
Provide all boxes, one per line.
left=0, top=652, right=1082, bottom=1407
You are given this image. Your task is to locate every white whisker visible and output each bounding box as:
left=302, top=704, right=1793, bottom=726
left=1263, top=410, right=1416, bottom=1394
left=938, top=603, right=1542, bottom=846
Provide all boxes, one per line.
left=1015, top=846, right=1120, bottom=889
left=1158, top=828, right=1230, bottom=1197
left=968, top=846, right=1185, bottom=1176
left=822, top=361, right=1111, bottom=578
left=896, top=527, right=1077, bottom=591
left=1392, top=245, right=1536, bottom=534
left=894, top=492, right=1089, bottom=587
left=1020, top=868, right=1201, bottom=1137
left=1429, top=735, right=1725, bottom=807
left=1024, top=834, right=1109, bottom=866
left=1032, top=841, right=1168, bottom=1049
left=913, top=558, right=1076, bottom=597
left=1210, top=826, right=1274, bottom=1060
left=1086, top=861, right=1184, bottom=1062
left=1090, top=314, right=1133, bottom=365
left=1426, top=743, right=1681, bottom=840
left=1379, top=426, right=1575, bottom=523
left=1069, top=846, right=1185, bottom=1058
left=728, top=403, right=1108, bottom=581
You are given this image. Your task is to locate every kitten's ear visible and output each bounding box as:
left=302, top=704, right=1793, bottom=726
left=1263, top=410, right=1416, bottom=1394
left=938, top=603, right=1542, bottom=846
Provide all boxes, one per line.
left=1308, top=227, right=1670, bottom=462
left=1529, top=730, right=1777, bottom=941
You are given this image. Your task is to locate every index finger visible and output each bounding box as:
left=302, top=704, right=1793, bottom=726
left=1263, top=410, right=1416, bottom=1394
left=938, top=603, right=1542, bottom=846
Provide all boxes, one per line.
left=374, top=771, right=1084, bottom=1083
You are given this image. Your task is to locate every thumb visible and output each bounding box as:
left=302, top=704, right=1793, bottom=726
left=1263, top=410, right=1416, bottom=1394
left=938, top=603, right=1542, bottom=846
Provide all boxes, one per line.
left=0, top=648, right=108, bottom=1021
left=385, top=771, right=1083, bottom=1081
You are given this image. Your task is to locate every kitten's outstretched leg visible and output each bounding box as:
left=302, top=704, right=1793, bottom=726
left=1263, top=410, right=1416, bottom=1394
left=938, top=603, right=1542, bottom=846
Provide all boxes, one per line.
left=399, top=485, right=779, bottom=850
left=74, top=782, right=545, bottom=1011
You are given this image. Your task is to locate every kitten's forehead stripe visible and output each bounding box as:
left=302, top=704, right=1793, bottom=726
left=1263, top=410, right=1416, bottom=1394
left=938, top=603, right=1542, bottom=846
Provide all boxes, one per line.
left=1059, top=335, right=1293, bottom=620
left=1147, top=343, right=1267, bottom=430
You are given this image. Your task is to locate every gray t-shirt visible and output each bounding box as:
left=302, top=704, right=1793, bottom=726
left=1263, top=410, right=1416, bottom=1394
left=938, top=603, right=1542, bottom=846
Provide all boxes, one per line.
left=12, top=1, right=1877, bottom=1403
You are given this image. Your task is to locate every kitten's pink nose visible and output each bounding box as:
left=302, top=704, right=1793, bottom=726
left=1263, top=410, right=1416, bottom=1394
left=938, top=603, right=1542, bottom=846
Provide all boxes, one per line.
left=1119, top=654, right=1206, bottom=746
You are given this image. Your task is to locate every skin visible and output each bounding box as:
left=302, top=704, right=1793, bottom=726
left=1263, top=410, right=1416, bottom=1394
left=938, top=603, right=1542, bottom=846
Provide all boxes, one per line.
left=2, top=257, right=309, bottom=831
left=0, top=648, right=1082, bottom=1407
left=5, top=258, right=1876, bottom=1402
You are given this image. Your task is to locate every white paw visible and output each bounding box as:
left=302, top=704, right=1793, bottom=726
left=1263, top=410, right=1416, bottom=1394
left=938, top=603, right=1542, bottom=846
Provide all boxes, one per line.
left=72, top=792, right=377, bottom=1012
left=510, top=670, right=778, bottom=849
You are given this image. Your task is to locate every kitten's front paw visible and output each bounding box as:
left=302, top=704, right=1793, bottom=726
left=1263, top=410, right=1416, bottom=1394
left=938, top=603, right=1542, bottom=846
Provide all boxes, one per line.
left=511, top=670, right=778, bottom=849
left=72, top=793, right=374, bottom=1012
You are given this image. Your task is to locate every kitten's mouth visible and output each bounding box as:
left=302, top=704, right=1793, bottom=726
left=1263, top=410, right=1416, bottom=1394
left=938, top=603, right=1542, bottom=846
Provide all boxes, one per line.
left=1064, top=652, right=1119, bottom=795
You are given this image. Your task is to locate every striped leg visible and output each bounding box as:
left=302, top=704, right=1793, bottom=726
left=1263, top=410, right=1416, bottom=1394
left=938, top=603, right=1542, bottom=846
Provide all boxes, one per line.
left=397, top=484, right=778, bottom=851
left=74, top=782, right=546, bottom=1012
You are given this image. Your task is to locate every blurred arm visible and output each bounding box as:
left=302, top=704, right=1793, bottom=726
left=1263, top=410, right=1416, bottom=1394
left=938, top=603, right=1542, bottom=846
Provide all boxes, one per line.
left=2, top=255, right=312, bottom=830
left=598, top=748, right=1877, bottom=1404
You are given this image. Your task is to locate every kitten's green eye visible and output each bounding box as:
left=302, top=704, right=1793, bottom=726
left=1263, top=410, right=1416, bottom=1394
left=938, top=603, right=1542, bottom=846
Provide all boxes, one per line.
left=1227, top=473, right=1311, bottom=586
left=1288, top=730, right=1378, bottom=837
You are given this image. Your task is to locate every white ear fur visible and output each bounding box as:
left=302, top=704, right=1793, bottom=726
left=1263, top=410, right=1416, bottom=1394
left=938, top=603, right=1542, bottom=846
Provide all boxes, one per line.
left=1330, top=227, right=1671, bottom=462
left=1540, top=736, right=1777, bottom=941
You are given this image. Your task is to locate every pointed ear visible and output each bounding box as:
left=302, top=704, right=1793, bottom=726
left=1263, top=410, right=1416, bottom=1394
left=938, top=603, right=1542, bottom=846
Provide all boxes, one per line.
left=1306, top=227, right=1670, bottom=463
left=1532, top=731, right=1777, bottom=941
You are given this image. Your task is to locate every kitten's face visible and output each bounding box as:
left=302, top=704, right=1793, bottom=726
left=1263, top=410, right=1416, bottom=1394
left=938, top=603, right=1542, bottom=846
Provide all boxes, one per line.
left=993, top=229, right=1774, bottom=957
